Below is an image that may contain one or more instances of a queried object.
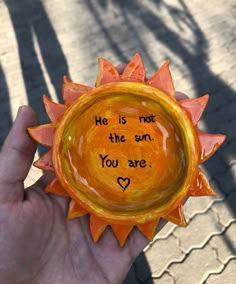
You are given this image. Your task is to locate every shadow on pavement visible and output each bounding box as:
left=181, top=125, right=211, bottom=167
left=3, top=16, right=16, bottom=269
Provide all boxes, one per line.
left=2, top=0, right=235, bottom=282
left=87, top=0, right=236, bottom=218
left=123, top=252, right=153, bottom=283
left=4, top=0, right=70, bottom=154
left=0, top=64, right=12, bottom=150
left=86, top=0, right=236, bottom=281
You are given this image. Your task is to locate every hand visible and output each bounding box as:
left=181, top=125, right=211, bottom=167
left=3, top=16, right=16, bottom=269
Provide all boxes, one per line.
left=0, top=88, right=187, bottom=283
left=0, top=106, right=159, bottom=284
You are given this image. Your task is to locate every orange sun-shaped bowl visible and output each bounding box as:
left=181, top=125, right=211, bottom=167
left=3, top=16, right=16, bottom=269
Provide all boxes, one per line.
left=28, top=54, right=225, bottom=246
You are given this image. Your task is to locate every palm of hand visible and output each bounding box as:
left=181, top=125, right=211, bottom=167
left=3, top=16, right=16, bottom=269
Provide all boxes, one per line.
left=0, top=92, right=187, bottom=283
left=0, top=106, right=149, bottom=284
left=0, top=184, right=148, bottom=284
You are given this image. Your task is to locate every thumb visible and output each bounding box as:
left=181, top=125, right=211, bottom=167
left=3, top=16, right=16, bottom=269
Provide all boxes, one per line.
left=0, top=106, right=38, bottom=203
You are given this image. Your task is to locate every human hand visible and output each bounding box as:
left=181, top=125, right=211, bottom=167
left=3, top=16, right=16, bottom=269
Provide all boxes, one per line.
left=0, top=62, right=188, bottom=283
left=0, top=105, right=167, bottom=284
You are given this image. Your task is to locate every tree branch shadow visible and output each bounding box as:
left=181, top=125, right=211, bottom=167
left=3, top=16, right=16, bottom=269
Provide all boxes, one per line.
left=85, top=1, right=236, bottom=281
left=4, top=0, right=70, bottom=154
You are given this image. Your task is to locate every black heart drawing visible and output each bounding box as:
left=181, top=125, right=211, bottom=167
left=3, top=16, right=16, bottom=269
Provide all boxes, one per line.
left=117, top=177, right=130, bottom=192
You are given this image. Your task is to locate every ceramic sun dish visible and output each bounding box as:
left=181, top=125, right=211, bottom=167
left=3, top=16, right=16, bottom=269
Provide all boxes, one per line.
left=28, top=54, right=225, bottom=246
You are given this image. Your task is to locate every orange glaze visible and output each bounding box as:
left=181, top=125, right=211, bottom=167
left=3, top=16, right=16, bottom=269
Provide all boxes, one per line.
left=52, top=82, right=199, bottom=225
left=27, top=53, right=226, bottom=245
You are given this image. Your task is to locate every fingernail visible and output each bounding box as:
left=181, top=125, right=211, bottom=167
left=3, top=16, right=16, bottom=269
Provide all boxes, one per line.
left=15, top=106, right=24, bottom=120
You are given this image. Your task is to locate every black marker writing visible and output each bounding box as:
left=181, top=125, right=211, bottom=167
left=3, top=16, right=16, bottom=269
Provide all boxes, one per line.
left=118, top=115, right=127, bottom=125
left=128, top=159, right=147, bottom=168
left=95, top=116, right=108, bottom=125
left=139, top=114, right=156, bottom=123
left=117, top=177, right=130, bottom=192
left=99, top=154, right=118, bottom=168
left=134, top=134, right=154, bottom=142
left=108, top=132, right=126, bottom=143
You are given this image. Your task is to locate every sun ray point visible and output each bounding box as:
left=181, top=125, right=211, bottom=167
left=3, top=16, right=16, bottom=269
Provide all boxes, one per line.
left=67, top=200, right=88, bottom=220
left=147, top=60, right=175, bottom=99
left=45, top=177, right=69, bottom=196
left=121, top=53, right=146, bottom=82
left=43, top=95, right=67, bottom=122
left=198, top=131, right=226, bottom=162
left=95, top=57, right=120, bottom=87
left=137, top=219, right=160, bottom=241
left=163, top=204, right=187, bottom=227
left=111, top=224, right=133, bottom=247
left=90, top=215, right=108, bottom=242
left=188, top=168, right=216, bottom=196
left=28, top=124, right=56, bottom=147
left=33, top=150, right=53, bottom=171
left=178, top=94, right=209, bottom=125
left=62, top=76, right=92, bottom=106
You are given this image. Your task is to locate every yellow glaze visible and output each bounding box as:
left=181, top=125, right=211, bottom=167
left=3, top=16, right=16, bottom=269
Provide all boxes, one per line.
left=52, top=82, right=199, bottom=225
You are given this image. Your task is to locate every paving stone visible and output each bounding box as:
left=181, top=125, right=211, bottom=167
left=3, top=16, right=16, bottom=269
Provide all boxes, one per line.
left=145, top=235, right=185, bottom=277
left=206, top=258, right=236, bottom=284
left=211, top=190, right=236, bottom=227
left=174, top=210, right=223, bottom=253
left=168, top=245, right=223, bottom=284
left=152, top=273, right=175, bottom=284
left=153, top=221, right=177, bottom=240
left=184, top=194, right=223, bottom=220
left=209, top=222, right=236, bottom=264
